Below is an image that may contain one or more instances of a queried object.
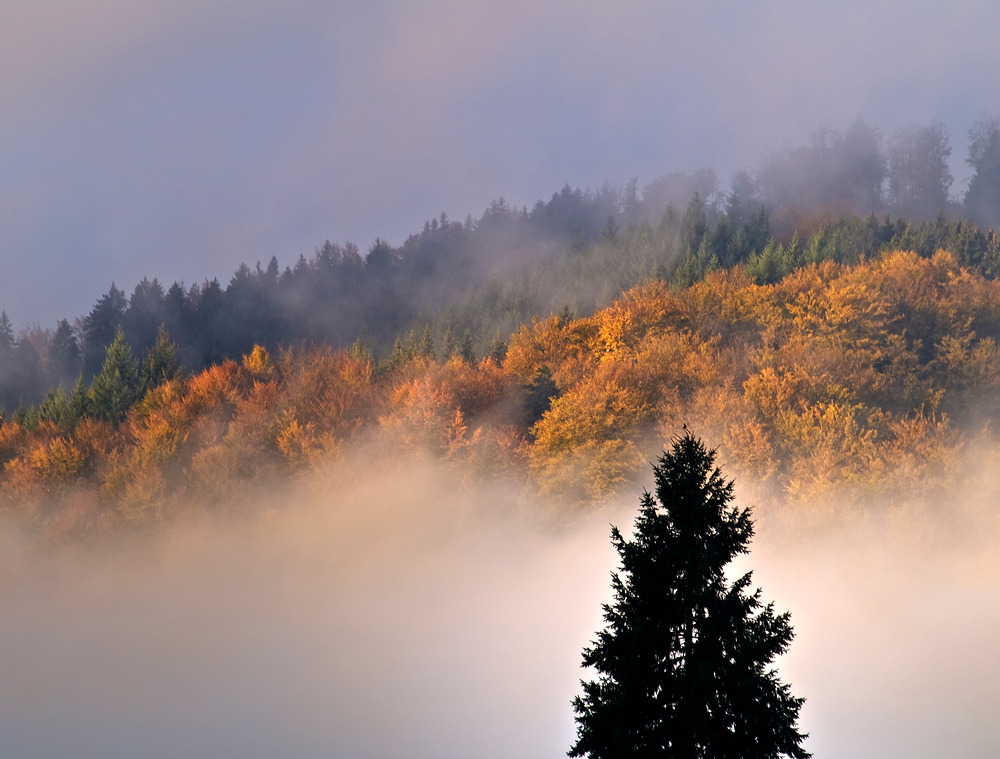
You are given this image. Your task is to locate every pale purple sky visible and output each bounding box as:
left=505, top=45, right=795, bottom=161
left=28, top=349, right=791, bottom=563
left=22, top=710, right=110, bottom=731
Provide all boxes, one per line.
left=2, top=0, right=998, bottom=325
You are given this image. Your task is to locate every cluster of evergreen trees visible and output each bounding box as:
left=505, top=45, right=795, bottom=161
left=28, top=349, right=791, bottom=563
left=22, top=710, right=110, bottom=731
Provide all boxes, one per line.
left=9, top=327, right=181, bottom=429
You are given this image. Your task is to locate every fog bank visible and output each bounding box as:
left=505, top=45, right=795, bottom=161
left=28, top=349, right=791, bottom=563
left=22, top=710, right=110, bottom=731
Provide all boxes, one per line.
left=0, top=455, right=998, bottom=757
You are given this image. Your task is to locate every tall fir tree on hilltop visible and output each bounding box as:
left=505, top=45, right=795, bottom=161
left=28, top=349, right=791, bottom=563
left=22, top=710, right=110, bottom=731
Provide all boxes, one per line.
left=570, top=433, right=809, bottom=759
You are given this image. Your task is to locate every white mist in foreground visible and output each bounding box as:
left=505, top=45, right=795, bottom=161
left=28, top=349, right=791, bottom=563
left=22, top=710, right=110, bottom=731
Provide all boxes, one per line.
left=747, top=491, right=1000, bottom=759
left=0, top=463, right=622, bottom=759
left=0, top=457, right=997, bottom=758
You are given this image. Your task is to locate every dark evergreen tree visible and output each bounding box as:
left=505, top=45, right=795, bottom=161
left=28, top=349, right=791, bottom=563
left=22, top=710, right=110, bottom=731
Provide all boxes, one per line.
left=192, top=279, right=225, bottom=366
left=488, top=333, right=508, bottom=366
left=417, top=324, right=434, bottom=359
left=38, top=385, right=71, bottom=427
left=81, top=283, right=127, bottom=379
left=570, top=433, right=809, bottom=759
left=523, top=366, right=558, bottom=428
left=123, top=277, right=166, bottom=357
left=139, top=325, right=182, bottom=395
left=88, top=328, right=140, bottom=423
left=441, top=325, right=455, bottom=360
left=67, top=374, right=90, bottom=426
left=458, top=329, right=476, bottom=363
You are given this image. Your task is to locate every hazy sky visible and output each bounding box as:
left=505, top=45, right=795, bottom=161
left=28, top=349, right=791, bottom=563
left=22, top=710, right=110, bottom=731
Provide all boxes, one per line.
left=2, top=0, right=999, bottom=325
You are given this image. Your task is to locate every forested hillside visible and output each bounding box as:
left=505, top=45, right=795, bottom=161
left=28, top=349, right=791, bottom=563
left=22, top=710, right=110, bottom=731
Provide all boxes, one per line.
left=3, top=248, right=1000, bottom=537
left=2, top=117, right=1000, bottom=537
left=3, top=117, right=999, bottom=412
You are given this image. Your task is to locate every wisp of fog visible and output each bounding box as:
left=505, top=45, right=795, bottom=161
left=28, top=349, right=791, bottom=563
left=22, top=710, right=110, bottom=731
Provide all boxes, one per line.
left=0, top=450, right=998, bottom=758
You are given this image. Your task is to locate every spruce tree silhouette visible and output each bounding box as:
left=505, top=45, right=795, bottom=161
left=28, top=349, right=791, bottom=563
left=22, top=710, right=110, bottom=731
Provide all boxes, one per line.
left=570, top=432, right=809, bottom=759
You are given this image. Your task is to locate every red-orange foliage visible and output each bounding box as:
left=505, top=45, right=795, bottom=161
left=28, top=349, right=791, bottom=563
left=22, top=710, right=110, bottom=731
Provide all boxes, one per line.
left=3, top=251, right=1000, bottom=532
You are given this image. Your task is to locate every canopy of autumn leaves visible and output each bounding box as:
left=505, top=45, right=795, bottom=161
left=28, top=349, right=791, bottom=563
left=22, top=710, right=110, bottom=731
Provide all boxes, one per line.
left=3, top=249, right=999, bottom=536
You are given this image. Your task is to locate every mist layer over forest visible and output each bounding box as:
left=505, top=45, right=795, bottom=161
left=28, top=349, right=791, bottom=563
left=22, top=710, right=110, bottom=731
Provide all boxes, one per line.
left=1, top=114, right=1000, bottom=758
left=1, top=451, right=999, bottom=758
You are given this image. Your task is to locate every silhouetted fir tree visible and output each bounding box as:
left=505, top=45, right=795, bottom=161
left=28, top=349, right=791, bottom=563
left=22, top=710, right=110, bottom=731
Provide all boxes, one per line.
left=570, top=433, right=809, bottom=759
left=88, top=328, right=140, bottom=423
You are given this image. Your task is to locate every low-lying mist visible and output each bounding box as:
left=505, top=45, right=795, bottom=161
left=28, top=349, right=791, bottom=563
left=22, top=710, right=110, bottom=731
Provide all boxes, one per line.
left=0, top=448, right=998, bottom=758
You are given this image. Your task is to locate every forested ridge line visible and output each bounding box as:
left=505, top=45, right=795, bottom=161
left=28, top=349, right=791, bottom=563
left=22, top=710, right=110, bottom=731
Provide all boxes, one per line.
left=3, top=116, right=999, bottom=413
left=2, top=248, right=999, bottom=537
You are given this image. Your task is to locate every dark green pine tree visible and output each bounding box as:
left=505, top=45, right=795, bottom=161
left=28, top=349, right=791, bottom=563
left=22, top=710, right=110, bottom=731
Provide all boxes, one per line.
left=487, top=333, right=508, bottom=366
left=441, top=325, right=456, bottom=360
left=81, top=283, right=127, bottom=379
left=88, top=328, right=140, bottom=423
left=570, top=433, right=809, bottom=759
left=139, top=324, right=182, bottom=395
left=38, top=385, right=71, bottom=426
left=67, top=374, right=90, bottom=425
left=458, top=329, right=476, bottom=363
left=417, top=324, right=434, bottom=359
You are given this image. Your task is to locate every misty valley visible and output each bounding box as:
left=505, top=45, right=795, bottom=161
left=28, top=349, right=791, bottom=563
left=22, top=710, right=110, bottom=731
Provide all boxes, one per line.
left=1, top=117, right=1000, bottom=758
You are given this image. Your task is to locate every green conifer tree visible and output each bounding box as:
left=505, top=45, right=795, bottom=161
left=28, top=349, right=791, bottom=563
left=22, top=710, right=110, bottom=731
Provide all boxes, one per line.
left=88, top=328, right=140, bottom=423
left=488, top=333, right=508, bottom=366
left=458, top=329, right=476, bottom=363
left=417, top=324, right=434, bottom=359
left=441, top=325, right=456, bottom=360
left=38, top=385, right=71, bottom=426
left=67, top=374, right=90, bottom=425
left=139, top=324, right=182, bottom=395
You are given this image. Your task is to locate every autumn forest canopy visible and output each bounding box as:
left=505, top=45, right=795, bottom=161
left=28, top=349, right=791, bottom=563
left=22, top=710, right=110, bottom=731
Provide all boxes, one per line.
left=3, top=116, right=1000, bottom=536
